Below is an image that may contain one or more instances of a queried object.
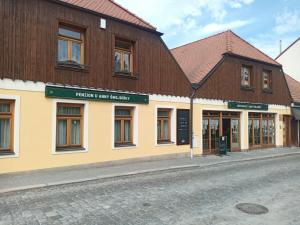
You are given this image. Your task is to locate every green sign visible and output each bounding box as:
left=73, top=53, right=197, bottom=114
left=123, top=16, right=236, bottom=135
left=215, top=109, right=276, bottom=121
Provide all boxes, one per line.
left=45, top=86, right=149, bottom=104
left=228, top=101, right=268, bottom=111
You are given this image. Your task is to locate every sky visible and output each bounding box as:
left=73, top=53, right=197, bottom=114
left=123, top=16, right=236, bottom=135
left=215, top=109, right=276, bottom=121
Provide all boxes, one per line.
left=115, top=0, right=300, bottom=58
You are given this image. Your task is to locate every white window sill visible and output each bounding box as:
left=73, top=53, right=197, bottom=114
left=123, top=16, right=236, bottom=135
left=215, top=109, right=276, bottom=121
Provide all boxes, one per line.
left=0, top=153, right=19, bottom=159
left=53, top=149, right=88, bottom=155
left=113, top=145, right=137, bottom=150
left=155, top=142, right=175, bottom=147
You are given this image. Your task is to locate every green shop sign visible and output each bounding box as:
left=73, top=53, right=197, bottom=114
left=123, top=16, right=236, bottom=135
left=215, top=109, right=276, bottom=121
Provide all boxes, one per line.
left=45, top=86, right=149, bottom=104
left=228, top=101, right=268, bottom=111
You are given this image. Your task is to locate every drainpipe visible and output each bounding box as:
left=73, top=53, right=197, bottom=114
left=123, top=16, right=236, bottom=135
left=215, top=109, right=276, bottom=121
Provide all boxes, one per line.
left=190, top=88, right=197, bottom=159
left=298, top=120, right=300, bottom=147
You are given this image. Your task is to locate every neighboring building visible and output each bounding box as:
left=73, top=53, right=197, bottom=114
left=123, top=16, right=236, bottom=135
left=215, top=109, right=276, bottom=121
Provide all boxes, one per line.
left=276, top=37, right=300, bottom=82
left=172, top=30, right=292, bottom=154
left=285, top=74, right=300, bottom=147
left=0, top=0, right=193, bottom=173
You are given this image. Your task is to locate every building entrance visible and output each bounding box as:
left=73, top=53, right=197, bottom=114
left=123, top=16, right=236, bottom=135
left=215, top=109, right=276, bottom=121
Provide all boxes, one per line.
left=203, top=111, right=240, bottom=154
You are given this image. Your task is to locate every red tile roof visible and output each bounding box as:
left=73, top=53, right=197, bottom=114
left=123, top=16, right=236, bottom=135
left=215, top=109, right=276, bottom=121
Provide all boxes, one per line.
left=58, top=0, right=156, bottom=30
left=171, top=30, right=280, bottom=84
left=285, top=74, right=300, bottom=103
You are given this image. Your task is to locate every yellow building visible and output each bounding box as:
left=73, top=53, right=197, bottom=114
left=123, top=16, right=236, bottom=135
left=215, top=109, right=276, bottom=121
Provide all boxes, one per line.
left=0, top=1, right=293, bottom=174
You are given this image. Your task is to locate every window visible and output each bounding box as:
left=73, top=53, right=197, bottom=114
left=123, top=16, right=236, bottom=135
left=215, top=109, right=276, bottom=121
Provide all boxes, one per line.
left=56, top=103, right=84, bottom=150
left=58, top=24, right=84, bottom=66
left=0, top=100, right=14, bottom=154
left=241, top=66, right=251, bottom=88
left=157, top=109, right=171, bottom=143
left=249, top=113, right=275, bottom=147
left=114, top=39, right=133, bottom=74
left=115, top=107, right=133, bottom=147
left=262, top=70, right=272, bottom=90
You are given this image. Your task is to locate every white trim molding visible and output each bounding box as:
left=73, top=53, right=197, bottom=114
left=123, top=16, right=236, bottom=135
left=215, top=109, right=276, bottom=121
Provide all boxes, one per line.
left=0, top=79, right=45, bottom=92
left=150, top=95, right=189, bottom=103
left=112, top=103, right=139, bottom=150
left=0, top=94, right=20, bottom=159
left=154, top=105, right=177, bottom=146
left=52, top=99, right=89, bottom=155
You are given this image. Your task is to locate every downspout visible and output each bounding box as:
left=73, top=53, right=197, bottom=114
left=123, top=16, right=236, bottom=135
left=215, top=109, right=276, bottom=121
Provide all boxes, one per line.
left=298, top=120, right=300, bottom=147
left=190, top=87, right=197, bottom=159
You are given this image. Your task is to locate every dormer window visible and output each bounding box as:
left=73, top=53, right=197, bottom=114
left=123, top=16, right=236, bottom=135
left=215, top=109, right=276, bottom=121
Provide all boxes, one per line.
left=241, top=66, right=251, bottom=88
left=58, top=24, right=84, bottom=67
left=114, top=38, right=133, bottom=75
left=262, top=70, right=272, bottom=90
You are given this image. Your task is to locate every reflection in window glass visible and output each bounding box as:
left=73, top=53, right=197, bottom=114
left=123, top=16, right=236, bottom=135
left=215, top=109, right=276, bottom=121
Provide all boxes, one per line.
left=114, top=52, right=121, bottom=72
left=210, top=119, right=219, bottom=150
left=203, top=119, right=209, bottom=150
left=123, top=53, right=130, bottom=72
left=254, top=119, right=261, bottom=145
left=58, top=40, right=68, bottom=62
left=231, top=119, right=240, bottom=148
left=59, top=28, right=81, bottom=40
left=249, top=119, right=253, bottom=146
left=72, top=42, right=81, bottom=64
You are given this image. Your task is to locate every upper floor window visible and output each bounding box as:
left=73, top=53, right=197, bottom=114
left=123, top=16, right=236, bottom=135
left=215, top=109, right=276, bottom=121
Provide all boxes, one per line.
left=0, top=100, right=14, bottom=154
left=58, top=24, right=84, bottom=66
left=262, top=70, right=272, bottom=90
left=241, top=66, right=251, bottom=88
left=114, top=39, right=133, bottom=75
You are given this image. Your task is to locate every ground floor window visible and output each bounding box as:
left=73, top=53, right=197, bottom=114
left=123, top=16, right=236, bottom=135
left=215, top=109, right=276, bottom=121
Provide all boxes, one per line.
left=115, top=107, right=133, bottom=147
left=0, top=100, right=14, bottom=154
left=56, top=103, right=84, bottom=150
left=202, top=111, right=240, bottom=154
left=249, top=113, right=275, bottom=147
left=157, top=109, right=171, bottom=144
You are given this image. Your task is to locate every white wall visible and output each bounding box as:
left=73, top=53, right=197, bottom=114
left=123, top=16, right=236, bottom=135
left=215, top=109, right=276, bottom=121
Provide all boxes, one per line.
left=277, top=39, right=300, bottom=82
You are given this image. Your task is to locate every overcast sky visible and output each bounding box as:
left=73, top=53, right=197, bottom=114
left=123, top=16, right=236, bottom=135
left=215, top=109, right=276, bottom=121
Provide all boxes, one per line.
left=115, top=0, right=300, bottom=58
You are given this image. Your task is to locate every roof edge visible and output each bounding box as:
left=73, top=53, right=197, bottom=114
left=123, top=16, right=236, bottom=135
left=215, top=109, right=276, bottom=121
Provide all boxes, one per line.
left=171, top=30, right=229, bottom=51
left=230, top=31, right=280, bottom=66
left=49, top=0, right=163, bottom=36
left=275, top=37, right=300, bottom=60
left=109, top=0, right=157, bottom=30
left=224, top=52, right=282, bottom=68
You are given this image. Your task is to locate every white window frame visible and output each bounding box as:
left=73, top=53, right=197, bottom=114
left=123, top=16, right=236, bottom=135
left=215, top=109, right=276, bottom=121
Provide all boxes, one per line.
left=112, top=104, right=138, bottom=150
left=0, top=94, right=20, bottom=159
left=52, top=99, right=89, bottom=155
left=155, top=106, right=176, bottom=146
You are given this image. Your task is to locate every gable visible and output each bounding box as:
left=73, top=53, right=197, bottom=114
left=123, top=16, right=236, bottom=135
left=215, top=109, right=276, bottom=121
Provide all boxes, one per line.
left=195, top=56, right=291, bottom=105
left=172, top=30, right=280, bottom=84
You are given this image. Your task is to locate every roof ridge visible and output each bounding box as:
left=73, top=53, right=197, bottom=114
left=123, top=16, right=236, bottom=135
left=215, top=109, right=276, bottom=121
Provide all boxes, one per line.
left=229, top=30, right=280, bottom=65
left=109, top=0, right=156, bottom=30
left=171, top=30, right=229, bottom=51
left=275, top=37, right=300, bottom=59
left=226, top=30, right=233, bottom=52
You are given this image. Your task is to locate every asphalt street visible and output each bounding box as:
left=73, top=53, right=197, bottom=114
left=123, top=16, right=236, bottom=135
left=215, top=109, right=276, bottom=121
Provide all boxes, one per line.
left=0, top=154, right=299, bottom=225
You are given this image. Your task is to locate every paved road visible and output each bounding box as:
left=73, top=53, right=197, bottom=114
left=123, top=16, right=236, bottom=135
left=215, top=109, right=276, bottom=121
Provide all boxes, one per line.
left=0, top=155, right=299, bottom=225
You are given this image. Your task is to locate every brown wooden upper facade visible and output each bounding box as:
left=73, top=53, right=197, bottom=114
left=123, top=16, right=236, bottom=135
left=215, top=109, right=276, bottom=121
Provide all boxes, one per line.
left=0, top=0, right=192, bottom=97
left=196, top=54, right=291, bottom=105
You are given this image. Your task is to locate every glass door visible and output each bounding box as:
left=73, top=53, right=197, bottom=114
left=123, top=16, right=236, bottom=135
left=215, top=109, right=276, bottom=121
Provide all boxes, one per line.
left=253, top=119, right=261, bottom=146
left=231, top=119, right=240, bottom=149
